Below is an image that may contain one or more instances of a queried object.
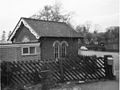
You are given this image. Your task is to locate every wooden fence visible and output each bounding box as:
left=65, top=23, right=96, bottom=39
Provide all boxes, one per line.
left=1, top=55, right=113, bottom=88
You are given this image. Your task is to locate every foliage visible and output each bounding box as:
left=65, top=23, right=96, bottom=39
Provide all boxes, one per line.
left=104, top=26, right=119, bottom=43
left=76, top=25, right=119, bottom=44
left=76, top=23, right=91, bottom=35
left=31, top=3, right=71, bottom=23
left=76, top=25, right=119, bottom=51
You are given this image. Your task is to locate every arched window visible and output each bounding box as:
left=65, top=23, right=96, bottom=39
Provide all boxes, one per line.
left=61, top=41, right=68, bottom=58
left=53, top=41, right=60, bottom=59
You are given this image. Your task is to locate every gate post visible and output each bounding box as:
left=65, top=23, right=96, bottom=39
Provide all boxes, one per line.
left=59, top=58, right=64, bottom=83
left=104, top=55, right=115, bottom=80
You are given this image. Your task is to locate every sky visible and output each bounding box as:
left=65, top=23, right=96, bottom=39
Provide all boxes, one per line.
left=0, top=0, right=119, bottom=39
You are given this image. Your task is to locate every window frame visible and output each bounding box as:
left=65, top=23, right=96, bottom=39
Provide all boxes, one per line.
left=61, top=41, right=68, bottom=58
left=29, top=47, right=36, bottom=54
left=54, top=44, right=59, bottom=58
left=53, top=41, right=60, bottom=59
left=53, top=40, right=68, bottom=59
left=22, top=47, right=29, bottom=55
left=21, top=46, right=37, bottom=55
left=61, top=43, right=66, bottom=58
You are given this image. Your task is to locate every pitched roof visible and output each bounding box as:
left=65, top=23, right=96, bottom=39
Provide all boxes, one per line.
left=8, top=17, right=82, bottom=41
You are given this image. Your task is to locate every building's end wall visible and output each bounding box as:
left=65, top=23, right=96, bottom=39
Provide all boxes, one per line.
left=0, top=43, right=41, bottom=61
left=12, top=24, right=37, bottom=43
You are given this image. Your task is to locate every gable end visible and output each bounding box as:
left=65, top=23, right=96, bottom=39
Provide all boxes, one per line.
left=8, top=18, right=40, bottom=41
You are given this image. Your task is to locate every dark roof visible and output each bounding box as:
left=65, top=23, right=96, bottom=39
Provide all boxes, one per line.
left=22, top=17, right=82, bottom=38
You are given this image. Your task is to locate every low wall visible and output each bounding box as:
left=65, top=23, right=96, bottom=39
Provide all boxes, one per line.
left=79, top=50, right=118, bottom=57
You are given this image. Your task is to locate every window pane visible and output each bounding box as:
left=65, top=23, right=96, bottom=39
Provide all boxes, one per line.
left=54, top=43, right=59, bottom=58
left=61, top=43, right=66, bottom=58
left=30, top=47, right=35, bottom=54
left=55, top=53, right=58, bottom=58
left=23, top=48, right=28, bottom=54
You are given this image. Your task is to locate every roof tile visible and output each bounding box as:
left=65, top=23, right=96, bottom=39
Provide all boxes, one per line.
left=22, top=17, right=82, bottom=38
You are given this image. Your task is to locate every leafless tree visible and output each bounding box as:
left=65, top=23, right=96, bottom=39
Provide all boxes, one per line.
left=31, top=3, right=71, bottom=23
left=8, top=31, right=11, bottom=39
left=1, top=31, right=6, bottom=41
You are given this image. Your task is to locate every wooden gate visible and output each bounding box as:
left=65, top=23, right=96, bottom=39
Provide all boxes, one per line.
left=45, top=55, right=106, bottom=82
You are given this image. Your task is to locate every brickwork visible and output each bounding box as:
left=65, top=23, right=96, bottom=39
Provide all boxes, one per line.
left=0, top=47, right=17, bottom=61
left=40, top=37, right=80, bottom=60
left=0, top=45, right=40, bottom=61
left=17, top=46, right=40, bottom=61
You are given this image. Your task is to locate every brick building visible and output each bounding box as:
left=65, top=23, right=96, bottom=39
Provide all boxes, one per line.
left=0, top=17, right=83, bottom=61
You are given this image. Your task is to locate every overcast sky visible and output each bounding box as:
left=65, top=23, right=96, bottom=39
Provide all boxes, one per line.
left=0, top=0, right=119, bottom=39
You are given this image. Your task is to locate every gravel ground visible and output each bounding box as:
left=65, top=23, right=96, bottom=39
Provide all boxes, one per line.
left=75, top=80, right=119, bottom=90
left=51, top=80, right=119, bottom=90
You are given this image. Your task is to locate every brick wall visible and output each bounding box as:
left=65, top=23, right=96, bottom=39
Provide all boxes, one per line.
left=40, top=37, right=80, bottom=60
left=0, top=47, right=17, bottom=61
left=0, top=44, right=41, bottom=61
left=0, top=37, right=81, bottom=61
left=17, top=46, right=40, bottom=61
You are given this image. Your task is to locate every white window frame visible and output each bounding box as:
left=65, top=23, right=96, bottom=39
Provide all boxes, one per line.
left=22, top=47, right=29, bottom=55
left=61, top=41, right=68, bottom=58
left=53, top=40, right=68, bottom=59
left=22, top=46, right=37, bottom=55
left=53, top=41, right=60, bottom=59
left=61, top=41, right=68, bottom=46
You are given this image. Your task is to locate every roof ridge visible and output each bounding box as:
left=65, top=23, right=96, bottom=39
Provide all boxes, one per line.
left=21, top=17, right=68, bottom=25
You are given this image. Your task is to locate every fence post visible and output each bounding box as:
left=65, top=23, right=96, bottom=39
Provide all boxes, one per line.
left=59, top=58, right=64, bottom=83
left=104, top=55, right=115, bottom=80
left=104, top=55, right=108, bottom=79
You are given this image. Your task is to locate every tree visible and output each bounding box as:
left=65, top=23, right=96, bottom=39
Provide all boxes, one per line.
left=76, top=25, right=84, bottom=35
left=8, top=31, right=11, bottom=39
left=93, top=30, right=98, bottom=34
left=31, top=3, right=71, bottom=23
left=1, top=31, right=6, bottom=41
left=104, top=26, right=119, bottom=43
left=76, top=24, right=93, bottom=45
left=84, top=21, right=92, bottom=33
left=97, top=32, right=105, bottom=43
